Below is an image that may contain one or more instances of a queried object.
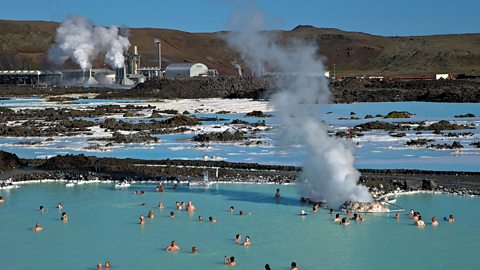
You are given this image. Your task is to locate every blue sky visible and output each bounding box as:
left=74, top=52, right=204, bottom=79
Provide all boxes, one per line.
left=1, top=0, right=479, bottom=36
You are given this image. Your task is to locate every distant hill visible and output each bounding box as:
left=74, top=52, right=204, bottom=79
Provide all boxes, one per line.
left=0, top=20, right=479, bottom=76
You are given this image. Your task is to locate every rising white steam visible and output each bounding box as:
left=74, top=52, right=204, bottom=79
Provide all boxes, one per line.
left=231, top=61, right=243, bottom=76
left=225, top=2, right=372, bottom=208
left=48, top=15, right=130, bottom=69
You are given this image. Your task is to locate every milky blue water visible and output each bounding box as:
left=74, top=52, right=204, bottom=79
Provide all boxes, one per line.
left=0, top=100, right=479, bottom=171
left=0, top=183, right=478, bottom=270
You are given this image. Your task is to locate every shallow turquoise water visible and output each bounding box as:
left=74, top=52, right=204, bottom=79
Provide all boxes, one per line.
left=1, top=183, right=478, bottom=270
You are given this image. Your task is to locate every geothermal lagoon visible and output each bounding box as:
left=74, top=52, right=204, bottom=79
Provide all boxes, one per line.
left=1, top=183, right=479, bottom=270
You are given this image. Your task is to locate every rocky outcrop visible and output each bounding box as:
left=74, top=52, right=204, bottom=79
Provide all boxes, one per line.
left=192, top=130, right=246, bottom=142
left=416, top=120, right=472, bottom=131
left=0, top=151, right=23, bottom=172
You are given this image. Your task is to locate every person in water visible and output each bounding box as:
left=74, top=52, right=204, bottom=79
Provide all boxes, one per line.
left=166, top=240, right=180, bottom=251
left=431, top=216, right=439, bottom=226
left=33, top=223, right=43, bottom=231
left=198, top=215, right=204, bottom=222
left=105, top=261, right=111, bottom=268
left=187, top=201, right=196, bottom=212
left=224, top=256, right=236, bottom=266
left=358, top=213, right=365, bottom=221
left=409, top=209, right=414, bottom=217
left=97, top=263, right=103, bottom=270
left=299, top=210, right=307, bottom=216
left=191, top=246, right=198, bottom=253
left=0, top=196, right=3, bottom=203
left=39, top=205, right=45, bottom=214
left=395, top=212, right=400, bottom=220
left=175, top=202, right=182, bottom=210
left=148, top=209, right=154, bottom=219
left=57, top=202, right=63, bottom=209
left=329, top=208, right=334, bottom=215
left=235, top=234, right=241, bottom=243
left=243, top=236, right=251, bottom=246
left=157, top=202, right=164, bottom=209
left=61, top=212, right=68, bottom=222
left=352, top=213, right=359, bottom=221
left=413, top=212, right=420, bottom=222
left=291, top=262, right=298, bottom=270
left=333, top=213, right=341, bottom=222
left=274, top=188, right=281, bottom=199
left=139, top=215, right=145, bottom=225
left=416, top=215, right=425, bottom=227
left=209, top=216, right=217, bottom=223
left=341, top=217, right=350, bottom=226
left=170, top=211, right=175, bottom=218
left=239, top=210, right=244, bottom=216
left=230, top=206, right=235, bottom=213
left=448, top=214, right=455, bottom=223
left=265, top=264, right=272, bottom=270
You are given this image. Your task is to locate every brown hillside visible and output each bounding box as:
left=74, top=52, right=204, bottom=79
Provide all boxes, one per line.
left=0, top=20, right=479, bottom=76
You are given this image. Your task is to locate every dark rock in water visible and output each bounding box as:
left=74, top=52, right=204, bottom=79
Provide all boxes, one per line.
left=428, top=141, right=464, bottom=149
left=192, top=130, right=246, bottom=142
left=471, top=141, right=480, bottom=148
left=416, top=120, right=472, bottom=131
left=406, top=138, right=435, bottom=146
left=404, top=180, right=422, bottom=190
left=245, top=110, right=272, bottom=118
left=389, top=132, right=406, bottom=137
left=0, top=151, right=23, bottom=172
left=230, top=119, right=250, bottom=125
left=109, top=131, right=158, bottom=144
left=422, top=179, right=438, bottom=190
left=355, top=120, right=404, bottom=131
left=454, top=113, right=475, bottom=118
left=384, top=111, right=414, bottom=118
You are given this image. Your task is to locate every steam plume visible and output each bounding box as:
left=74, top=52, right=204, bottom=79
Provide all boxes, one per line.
left=48, top=15, right=131, bottom=69
left=225, top=2, right=372, bottom=208
left=231, top=61, right=243, bottom=76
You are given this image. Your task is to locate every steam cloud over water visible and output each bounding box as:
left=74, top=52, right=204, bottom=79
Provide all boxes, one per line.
left=225, top=3, right=372, bottom=208
left=48, top=16, right=130, bottom=69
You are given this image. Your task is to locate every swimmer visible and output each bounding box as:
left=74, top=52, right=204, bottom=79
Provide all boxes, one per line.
left=198, top=215, right=204, bottom=222
left=33, top=223, right=43, bottom=231
left=416, top=215, right=425, bottom=227
left=341, top=217, right=350, bottom=226
left=299, top=210, right=307, bottom=216
left=265, top=264, right=272, bottom=270
left=187, top=201, right=196, bottom=212
left=157, top=202, right=164, bottom=209
left=274, top=188, right=281, bottom=199
left=148, top=209, right=154, bottom=219
left=352, top=213, right=358, bottom=221
left=140, top=202, right=146, bottom=206
left=448, top=214, right=455, bottom=223
left=291, top=262, right=298, bottom=270
left=235, top=234, right=241, bottom=243
left=166, top=240, right=180, bottom=251
left=0, top=196, right=3, bottom=203
left=408, top=209, right=414, bottom=217
left=224, top=256, right=236, bottom=266
left=395, top=212, right=400, bottom=220
left=359, top=213, right=365, bottom=221
left=346, top=209, right=352, bottom=216
left=97, top=263, right=103, bottom=270
left=157, top=185, right=165, bottom=192
left=39, top=205, right=45, bottom=213
left=173, top=183, right=177, bottom=190
left=243, top=236, right=251, bottom=246
left=60, top=212, right=68, bottom=222
left=170, top=211, right=175, bottom=218
left=431, top=216, right=439, bottom=226
left=230, top=206, right=235, bottom=213
left=209, top=216, right=217, bottom=223
left=413, top=212, right=420, bottom=222
left=140, top=190, right=145, bottom=196
left=57, top=202, right=63, bottom=209
left=192, top=246, right=198, bottom=253
left=333, top=213, right=341, bottom=222
left=175, top=202, right=182, bottom=210
left=239, top=210, right=244, bottom=216
left=329, top=208, right=334, bottom=215
left=105, top=261, right=111, bottom=268
left=312, top=206, right=317, bottom=213
left=139, top=215, right=145, bottom=225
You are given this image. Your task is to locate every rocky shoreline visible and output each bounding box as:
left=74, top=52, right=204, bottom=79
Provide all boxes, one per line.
left=1, top=152, right=479, bottom=196
left=1, top=77, right=480, bottom=103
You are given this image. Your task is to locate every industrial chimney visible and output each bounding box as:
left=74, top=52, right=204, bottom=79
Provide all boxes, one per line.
left=155, top=38, right=162, bottom=78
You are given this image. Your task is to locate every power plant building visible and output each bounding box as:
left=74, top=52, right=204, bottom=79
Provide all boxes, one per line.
left=164, top=63, right=209, bottom=79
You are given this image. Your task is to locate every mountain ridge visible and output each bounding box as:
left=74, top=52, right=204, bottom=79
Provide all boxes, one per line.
left=0, top=19, right=479, bottom=76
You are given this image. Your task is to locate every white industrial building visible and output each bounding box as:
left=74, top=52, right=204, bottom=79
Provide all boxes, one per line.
left=164, top=63, right=209, bottom=79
